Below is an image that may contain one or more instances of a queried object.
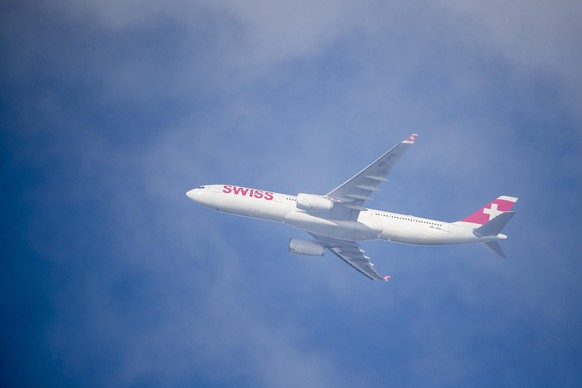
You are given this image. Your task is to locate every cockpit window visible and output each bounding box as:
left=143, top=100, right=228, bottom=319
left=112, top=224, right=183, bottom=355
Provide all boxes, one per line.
left=197, top=186, right=206, bottom=189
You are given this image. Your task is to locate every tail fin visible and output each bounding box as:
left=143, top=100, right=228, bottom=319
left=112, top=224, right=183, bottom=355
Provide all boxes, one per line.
left=457, top=196, right=518, bottom=258
left=459, top=196, right=518, bottom=225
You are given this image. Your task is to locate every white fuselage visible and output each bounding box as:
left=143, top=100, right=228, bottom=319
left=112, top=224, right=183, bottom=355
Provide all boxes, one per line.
left=187, top=185, right=498, bottom=246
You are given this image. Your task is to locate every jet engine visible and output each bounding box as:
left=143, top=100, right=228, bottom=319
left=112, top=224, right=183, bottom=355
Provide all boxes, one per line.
left=296, top=193, right=333, bottom=212
left=288, top=238, right=325, bottom=256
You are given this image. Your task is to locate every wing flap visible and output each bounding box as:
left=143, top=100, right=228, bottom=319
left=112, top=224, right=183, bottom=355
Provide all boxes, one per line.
left=309, top=234, right=389, bottom=281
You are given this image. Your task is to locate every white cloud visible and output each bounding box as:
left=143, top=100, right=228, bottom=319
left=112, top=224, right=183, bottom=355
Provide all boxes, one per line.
left=437, top=0, right=582, bottom=83
left=436, top=0, right=582, bottom=129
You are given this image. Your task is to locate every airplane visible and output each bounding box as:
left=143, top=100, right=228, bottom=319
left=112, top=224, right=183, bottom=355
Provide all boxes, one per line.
left=186, top=134, right=518, bottom=281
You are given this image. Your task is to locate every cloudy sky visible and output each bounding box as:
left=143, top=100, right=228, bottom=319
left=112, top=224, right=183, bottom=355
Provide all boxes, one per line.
left=2, top=0, right=582, bottom=386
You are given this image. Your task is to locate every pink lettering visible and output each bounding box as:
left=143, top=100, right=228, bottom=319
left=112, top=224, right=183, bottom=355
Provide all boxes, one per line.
left=223, top=186, right=274, bottom=201
left=232, top=186, right=249, bottom=196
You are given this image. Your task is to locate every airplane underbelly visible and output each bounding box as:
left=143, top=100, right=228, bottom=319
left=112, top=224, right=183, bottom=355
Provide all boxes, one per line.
left=283, top=211, right=381, bottom=241
left=381, top=224, right=476, bottom=245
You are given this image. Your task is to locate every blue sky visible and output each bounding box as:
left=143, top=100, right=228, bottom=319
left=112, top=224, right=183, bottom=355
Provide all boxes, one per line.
left=2, top=0, right=582, bottom=386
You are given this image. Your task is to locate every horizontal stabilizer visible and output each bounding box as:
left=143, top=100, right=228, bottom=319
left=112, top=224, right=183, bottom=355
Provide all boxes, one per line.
left=483, top=241, right=507, bottom=257
left=473, top=211, right=515, bottom=237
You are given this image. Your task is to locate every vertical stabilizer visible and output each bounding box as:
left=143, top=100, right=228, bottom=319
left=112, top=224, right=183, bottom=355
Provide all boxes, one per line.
left=457, top=196, right=518, bottom=258
left=459, top=196, right=518, bottom=225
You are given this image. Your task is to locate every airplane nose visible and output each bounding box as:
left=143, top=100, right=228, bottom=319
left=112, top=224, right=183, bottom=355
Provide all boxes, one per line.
left=186, top=189, right=199, bottom=201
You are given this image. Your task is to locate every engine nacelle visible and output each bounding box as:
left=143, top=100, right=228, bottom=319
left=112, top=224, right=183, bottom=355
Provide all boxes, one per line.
left=296, top=193, right=333, bottom=212
left=288, top=238, right=325, bottom=256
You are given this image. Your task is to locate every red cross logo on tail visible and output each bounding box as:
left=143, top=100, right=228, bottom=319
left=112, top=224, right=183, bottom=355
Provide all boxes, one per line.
left=483, top=203, right=502, bottom=221
left=461, top=196, right=518, bottom=225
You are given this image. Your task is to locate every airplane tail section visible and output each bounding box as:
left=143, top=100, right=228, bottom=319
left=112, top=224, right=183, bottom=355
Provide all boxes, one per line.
left=473, top=211, right=515, bottom=237
left=458, top=196, right=518, bottom=225
left=456, top=196, right=518, bottom=257
left=474, top=211, right=516, bottom=257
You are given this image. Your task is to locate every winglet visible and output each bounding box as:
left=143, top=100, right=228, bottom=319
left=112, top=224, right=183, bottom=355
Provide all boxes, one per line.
left=403, top=133, right=418, bottom=144
left=383, top=275, right=391, bottom=281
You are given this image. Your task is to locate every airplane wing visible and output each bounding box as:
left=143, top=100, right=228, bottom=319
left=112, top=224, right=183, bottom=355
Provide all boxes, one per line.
left=327, top=133, right=417, bottom=221
left=310, top=234, right=390, bottom=281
